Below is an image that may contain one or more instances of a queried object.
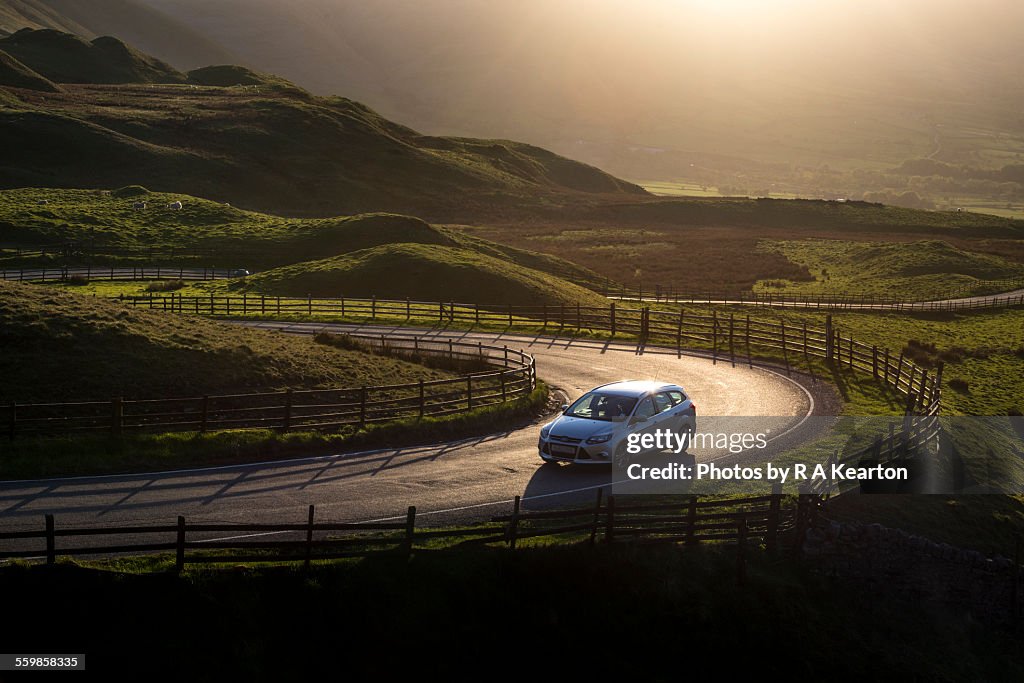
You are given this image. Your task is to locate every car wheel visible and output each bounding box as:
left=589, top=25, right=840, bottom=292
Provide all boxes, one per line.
left=613, top=443, right=631, bottom=469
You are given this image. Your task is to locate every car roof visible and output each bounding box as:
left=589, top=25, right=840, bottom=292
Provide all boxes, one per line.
left=591, top=380, right=681, bottom=397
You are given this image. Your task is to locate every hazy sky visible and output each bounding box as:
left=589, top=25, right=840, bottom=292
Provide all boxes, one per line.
left=141, top=0, right=1024, bottom=170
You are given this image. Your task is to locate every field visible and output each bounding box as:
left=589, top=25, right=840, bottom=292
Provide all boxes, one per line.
left=236, top=243, right=610, bottom=306
left=461, top=217, right=1024, bottom=297
left=752, top=240, right=1024, bottom=299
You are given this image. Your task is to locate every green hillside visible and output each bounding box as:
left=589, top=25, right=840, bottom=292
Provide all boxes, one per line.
left=0, top=280, right=453, bottom=402
left=186, top=64, right=301, bottom=91
left=0, top=48, right=59, bottom=91
left=0, top=28, right=186, bottom=84
left=0, top=29, right=644, bottom=219
left=756, top=240, right=1024, bottom=298
left=0, top=188, right=604, bottom=288
left=237, top=243, right=609, bottom=307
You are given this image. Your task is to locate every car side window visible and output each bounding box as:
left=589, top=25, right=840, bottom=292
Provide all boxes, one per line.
left=634, top=397, right=657, bottom=419
left=667, top=390, right=685, bottom=405
left=653, top=392, right=674, bottom=413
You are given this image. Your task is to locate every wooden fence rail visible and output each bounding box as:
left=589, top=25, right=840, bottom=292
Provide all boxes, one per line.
left=2, top=334, right=535, bottom=439
left=0, top=266, right=233, bottom=283
left=0, top=492, right=811, bottom=580
left=4, top=264, right=1024, bottom=311
left=604, top=276, right=1024, bottom=311
left=4, top=294, right=942, bottom=477
left=122, top=294, right=941, bottom=409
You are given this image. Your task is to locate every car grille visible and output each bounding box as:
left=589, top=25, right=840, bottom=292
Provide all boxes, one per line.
left=550, top=434, right=582, bottom=444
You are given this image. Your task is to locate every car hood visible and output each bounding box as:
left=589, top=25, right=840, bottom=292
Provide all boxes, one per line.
left=549, top=416, right=616, bottom=439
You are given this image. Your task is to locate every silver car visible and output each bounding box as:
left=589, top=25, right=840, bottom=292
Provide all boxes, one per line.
left=538, top=380, right=697, bottom=467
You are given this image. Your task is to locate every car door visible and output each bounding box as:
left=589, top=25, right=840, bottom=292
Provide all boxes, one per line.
left=630, top=395, right=660, bottom=452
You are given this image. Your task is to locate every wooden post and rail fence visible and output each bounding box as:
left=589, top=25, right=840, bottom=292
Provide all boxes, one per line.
left=0, top=490, right=818, bottom=585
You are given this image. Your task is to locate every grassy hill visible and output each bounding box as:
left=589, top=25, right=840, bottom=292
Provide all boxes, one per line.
left=0, top=188, right=605, bottom=287
left=186, top=64, right=300, bottom=90
left=237, top=243, right=609, bottom=307
left=0, top=48, right=59, bottom=91
left=0, top=28, right=185, bottom=83
left=0, top=28, right=645, bottom=219
left=0, top=280, right=454, bottom=402
left=755, top=240, right=1024, bottom=299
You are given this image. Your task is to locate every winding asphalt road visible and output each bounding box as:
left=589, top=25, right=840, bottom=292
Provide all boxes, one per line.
left=0, top=324, right=836, bottom=548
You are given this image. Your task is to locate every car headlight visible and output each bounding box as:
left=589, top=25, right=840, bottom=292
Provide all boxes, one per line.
left=586, top=432, right=612, bottom=444
left=540, top=424, right=553, bottom=439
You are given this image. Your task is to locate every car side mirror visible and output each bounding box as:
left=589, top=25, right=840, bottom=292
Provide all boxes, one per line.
left=560, top=404, right=570, bottom=413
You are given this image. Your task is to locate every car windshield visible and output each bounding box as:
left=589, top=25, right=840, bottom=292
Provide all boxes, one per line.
left=565, top=392, right=638, bottom=422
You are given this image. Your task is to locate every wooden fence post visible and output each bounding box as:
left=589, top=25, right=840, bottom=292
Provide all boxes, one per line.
left=589, top=488, right=603, bottom=546
left=176, top=515, right=186, bottom=574
left=824, top=314, right=834, bottom=361
left=405, top=506, right=416, bottom=557
left=45, top=514, right=56, bottom=565
left=508, top=496, right=521, bottom=550
left=728, top=313, right=736, bottom=367
left=359, top=386, right=367, bottom=426
left=686, top=496, right=697, bottom=546
left=418, top=379, right=425, bottom=419
left=745, top=314, right=752, bottom=367
left=711, top=310, right=718, bottom=365
left=780, top=320, right=790, bottom=374
left=304, top=505, right=315, bottom=572
left=610, top=302, right=616, bottom=336
left=676, top=308, right=683, bottom=358
left=467, top=376, right=474, bottom=410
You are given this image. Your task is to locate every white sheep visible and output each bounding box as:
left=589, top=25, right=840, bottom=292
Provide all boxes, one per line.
left=37, top=199, right=49, bottom=205
left=133, top=201, right=147, bottom=210
left=168, top=201, right=183, bottom=210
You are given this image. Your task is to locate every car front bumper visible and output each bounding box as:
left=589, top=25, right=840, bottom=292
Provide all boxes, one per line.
left=538, top=437, right=613, bottom=464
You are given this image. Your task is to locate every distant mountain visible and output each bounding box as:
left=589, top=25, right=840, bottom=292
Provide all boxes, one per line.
left=126, top=0, right=1024, bottom=188
left=0, top=28, right=185, bottom=83
left=0, top=0, right=236, bottom=68
left=0, top=30, right=644, bottom=219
